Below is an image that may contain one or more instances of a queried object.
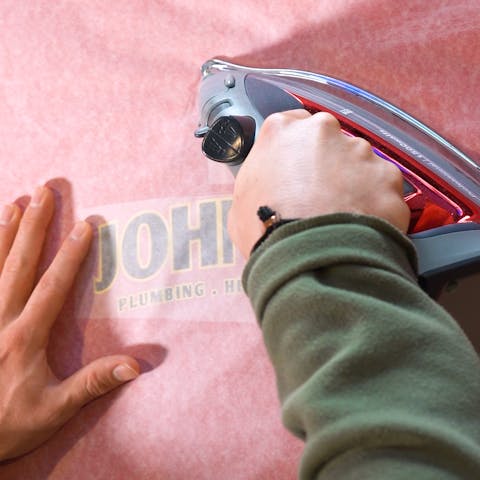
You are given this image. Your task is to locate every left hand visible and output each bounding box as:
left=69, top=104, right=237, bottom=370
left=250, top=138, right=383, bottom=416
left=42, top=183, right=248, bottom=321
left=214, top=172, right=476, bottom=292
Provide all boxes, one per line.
left=0, top=186, right=140, bottom=461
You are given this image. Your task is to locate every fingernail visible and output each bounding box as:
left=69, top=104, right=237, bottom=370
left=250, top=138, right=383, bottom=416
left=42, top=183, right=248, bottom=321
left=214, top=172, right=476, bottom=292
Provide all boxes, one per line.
left=0, top=204, right=14, bottom=226
left=113, top=364, right=139, bottom=382
left=70, top=221, right=89, bottom=241
left=30, top=186, right=45, bottom=207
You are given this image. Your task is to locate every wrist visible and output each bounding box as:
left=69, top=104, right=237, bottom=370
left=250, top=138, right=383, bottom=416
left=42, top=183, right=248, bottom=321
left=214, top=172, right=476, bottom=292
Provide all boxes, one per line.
left=243, top=213, right=418, bottom=321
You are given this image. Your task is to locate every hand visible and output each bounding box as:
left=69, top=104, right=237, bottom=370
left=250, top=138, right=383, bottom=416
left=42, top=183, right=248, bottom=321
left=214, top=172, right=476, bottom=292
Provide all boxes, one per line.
left=228, top=110, right=410, bottom=257
left=0, top=186, right=140, bottom=461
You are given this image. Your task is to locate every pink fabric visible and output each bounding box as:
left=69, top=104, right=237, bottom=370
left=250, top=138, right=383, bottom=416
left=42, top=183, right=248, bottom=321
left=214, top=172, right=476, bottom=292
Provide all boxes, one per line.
left=0, top=1, right=479, bottom=478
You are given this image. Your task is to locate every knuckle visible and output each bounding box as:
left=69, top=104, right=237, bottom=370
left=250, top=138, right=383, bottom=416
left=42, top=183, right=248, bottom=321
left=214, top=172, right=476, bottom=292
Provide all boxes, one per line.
left=19, top=210, right=38, bottom=228
left=0, top=324, right=32, bottom=355
left=311, top=111, right=340, bottom=129
left=84, top=371, right=111, bottom=400
left=261, top=110, right=311, bottom=139
left=263, top=111, right=289, bottom=131
left=8, top=328, right=27, bottom=349
left=37, top=272, right=65, bottom=297
left=384, top=161, right=404, bottom=187
left=352, top=137, right=374, bottom=156
left=19, top=209, right=46, bottom=235
left=3, top=252, right=28, bottom=275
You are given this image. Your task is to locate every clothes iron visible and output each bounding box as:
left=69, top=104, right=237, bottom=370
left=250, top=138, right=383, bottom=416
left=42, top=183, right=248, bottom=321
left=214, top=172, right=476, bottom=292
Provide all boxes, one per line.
left=194, top=59, right=480, bottom=298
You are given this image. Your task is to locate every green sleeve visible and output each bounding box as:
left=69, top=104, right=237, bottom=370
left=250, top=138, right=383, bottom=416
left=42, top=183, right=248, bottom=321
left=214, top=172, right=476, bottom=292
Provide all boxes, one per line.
left=243, top=213, right=480, bottom=480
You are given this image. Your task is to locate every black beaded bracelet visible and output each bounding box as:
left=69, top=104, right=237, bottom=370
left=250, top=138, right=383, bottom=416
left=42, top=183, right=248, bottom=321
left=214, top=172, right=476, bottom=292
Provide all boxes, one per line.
left=251, top=206, right=297, bottom=253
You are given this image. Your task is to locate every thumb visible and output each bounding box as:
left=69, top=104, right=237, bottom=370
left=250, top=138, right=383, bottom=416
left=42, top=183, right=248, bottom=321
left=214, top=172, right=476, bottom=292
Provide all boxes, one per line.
left=58, top=355, right=140, bottom=414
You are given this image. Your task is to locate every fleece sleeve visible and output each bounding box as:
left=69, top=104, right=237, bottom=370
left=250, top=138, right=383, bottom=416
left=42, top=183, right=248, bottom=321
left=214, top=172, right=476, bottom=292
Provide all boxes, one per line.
left=243, top=213, right=480, bottom=480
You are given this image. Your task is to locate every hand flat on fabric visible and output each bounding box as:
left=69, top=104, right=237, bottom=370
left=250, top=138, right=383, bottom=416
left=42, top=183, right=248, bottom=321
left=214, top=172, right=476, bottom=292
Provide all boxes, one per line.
left=0, top=186, right=139, bottom=462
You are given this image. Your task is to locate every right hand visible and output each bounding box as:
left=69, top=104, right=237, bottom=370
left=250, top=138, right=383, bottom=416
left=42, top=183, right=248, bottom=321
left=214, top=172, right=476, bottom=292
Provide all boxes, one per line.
left=228, top=110, right=410, bottom=258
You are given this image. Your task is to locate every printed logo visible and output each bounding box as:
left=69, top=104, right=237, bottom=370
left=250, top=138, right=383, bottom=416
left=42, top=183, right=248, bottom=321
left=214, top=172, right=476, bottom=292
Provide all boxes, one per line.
left=80, top=196, right=252, bottom=322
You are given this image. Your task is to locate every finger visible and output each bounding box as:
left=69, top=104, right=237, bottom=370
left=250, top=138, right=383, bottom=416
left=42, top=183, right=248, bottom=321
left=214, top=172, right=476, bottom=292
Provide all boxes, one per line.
left=22, top=221, right=92, bottom=342
left=256, top=109, right=312, bottom=149
left=56, top=356, right=140, bottom=418
left=0, top=187, right=55, bottom=320
left=383, top=159, right=405, bottom=196
left=274, top=108, right=311, bottom=120
left=310, top=111, right=342, bottom=136
left=0, top=203, right=22, bottom=274
left=261, top=109, right=310, bottom=131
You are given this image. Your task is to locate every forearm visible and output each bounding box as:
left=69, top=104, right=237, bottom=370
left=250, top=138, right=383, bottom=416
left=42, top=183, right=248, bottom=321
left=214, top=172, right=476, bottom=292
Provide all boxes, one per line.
left=243, top=214, right=480, bottom=479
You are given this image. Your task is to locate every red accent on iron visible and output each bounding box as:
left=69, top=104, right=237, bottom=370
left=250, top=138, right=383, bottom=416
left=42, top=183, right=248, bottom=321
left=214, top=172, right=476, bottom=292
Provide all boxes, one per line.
left=293, top=95, right=479, bottom=234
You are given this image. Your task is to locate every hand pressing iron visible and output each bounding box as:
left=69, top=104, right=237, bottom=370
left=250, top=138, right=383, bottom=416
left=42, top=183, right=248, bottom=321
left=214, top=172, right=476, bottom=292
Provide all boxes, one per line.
left=194, top=59, right=480, bottom=298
